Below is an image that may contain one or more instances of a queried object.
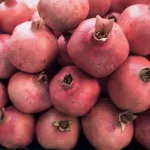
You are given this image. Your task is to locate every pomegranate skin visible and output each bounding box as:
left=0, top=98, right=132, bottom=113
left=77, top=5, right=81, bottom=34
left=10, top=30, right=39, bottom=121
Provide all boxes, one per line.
left=88, top=0, right=112, bottom=17
left=0, top=34, right=17, bottom=79
left=118, top=4, right=150, bottom=56
left=0, top=106, right=35, bottom=149
left=82, top=98, right=134, bottom=150
left=22, top=0, right=39, bottom=14
left=31, top=11, right=40, bottom=21
left=135, top=109, right=150, bottom=150
left=49, top=65, right=101, bottom=117
left=7, top=21, right=58, bottom=73
left=0, top=0, right=32, bottom=33
left=8, top=71, right=52, bottom=113
left=36, top=107, right=80, bottom=150
left=37, top=0, right=89, bottom=32
left=0, top=81, right=8, bottom=109
left=67, top=18, right=129, bottom=78
left=110, top=0, right=150, bottom=13
left=57, top=35, right=74, bottom=67
left=107, top=56, right=150, bottom=113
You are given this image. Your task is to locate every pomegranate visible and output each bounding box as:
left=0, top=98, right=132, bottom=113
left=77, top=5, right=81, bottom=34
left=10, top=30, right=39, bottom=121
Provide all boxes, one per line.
left=67, top=16, right=129, bottom=78
left=7, top=19, right=58, bottom=73
left=118, top=4, right=150, bottom=56
left=8, top=71, right=52, bottom=113
left=36, top=107, right=80, bottom=150
left=107, top=56, right=150, bottom=113
left=82, top=98, right=134, bottom=150
left=37, top=0, right=89, bottom=32
left=49, top=65, right=101, bottom=116
left=0, top=0, right=32, bottom=33
left=0, top=106, right=35, bottom=149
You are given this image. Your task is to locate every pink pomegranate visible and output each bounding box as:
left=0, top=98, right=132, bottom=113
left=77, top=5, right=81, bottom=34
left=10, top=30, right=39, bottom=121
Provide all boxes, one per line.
left=118, top=4, right=150, bottom=56
left=0, top=106, right=35, bottom=149
left=104, top=12, right=121, bottom=22
left=7, top=19, right=58, bottom=73
left=0, top=34, right=17, bottom=79
left=8, top=71, right=52, bottom=113
left=36, top=107, right=80, bottom=149
left=49, top=65, right=101, bottom=117
left=107, top=56, right=150, bottom=113
left=82, top=98, right=134, bottom=150
left=88, top=0, right=112, bottom=17
left=0, top=0, right=32, bottom=33
left=67, top=16, right=129, bottom=78
left=38, top=0, right=89, bottom=32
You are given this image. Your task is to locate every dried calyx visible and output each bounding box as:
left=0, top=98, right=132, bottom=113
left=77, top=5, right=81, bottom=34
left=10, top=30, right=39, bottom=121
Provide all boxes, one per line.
left=60, top=73, right=73, bottom=88
left=93, top=15, right=114, bottom=42
left=108, top=15, right=117, bottom=22
left=0, top=108, right=5, bottom=121
left=52, top=120, right=74, bottom=132
left=31, top=18, right=44, bottom=31
left=36, top=71, right=48, bottom=83
left=119, top=111, right=137, bottom=133
left=139, top=68, right=150, bottom=82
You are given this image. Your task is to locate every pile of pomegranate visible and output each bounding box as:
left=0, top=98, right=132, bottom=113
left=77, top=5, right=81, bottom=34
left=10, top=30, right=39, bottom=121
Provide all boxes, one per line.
left=0, top=0, right=149, bottom=149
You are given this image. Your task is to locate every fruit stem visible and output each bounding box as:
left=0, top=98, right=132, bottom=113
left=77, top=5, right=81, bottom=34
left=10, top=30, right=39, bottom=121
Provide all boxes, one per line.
left=93, top=15, right=114, bottom=42
left=60, top=73, right=74, bottom=88
left=36, top=72, right=48, bottom=83
left=139, top=68, right=150, bottom=82
left=119, top=111, right=137, bottom=133
left=0, top=108, right=5, bottom=121
left=31, top=18, right=44, bottom=31
left=52, top=120, right=74, bottom=132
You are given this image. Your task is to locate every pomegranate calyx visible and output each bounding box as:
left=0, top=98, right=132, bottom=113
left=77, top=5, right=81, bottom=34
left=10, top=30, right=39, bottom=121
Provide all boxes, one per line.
left=139, top=68, right=150, bottom=82
left=119, top=110, right=137, bottom=133
left=107, top=15, right=117, bottom=22
left=52, top=120, right=74, bottom=132
left=93, top=15, right=114, bottom=42
left=36, top=72, right=48, bottom=83
left=60, top=73, right=74, bottom=88
left=31, top=18, right=44, bottom=30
